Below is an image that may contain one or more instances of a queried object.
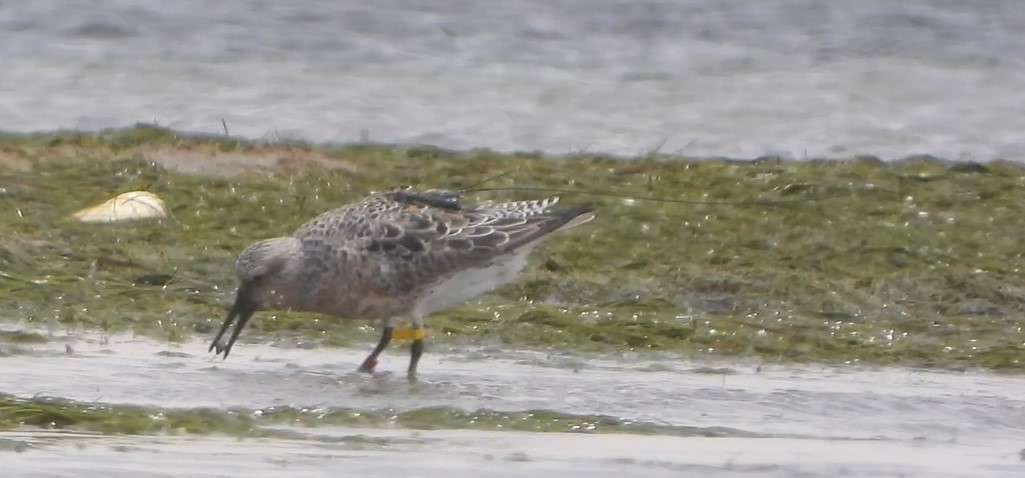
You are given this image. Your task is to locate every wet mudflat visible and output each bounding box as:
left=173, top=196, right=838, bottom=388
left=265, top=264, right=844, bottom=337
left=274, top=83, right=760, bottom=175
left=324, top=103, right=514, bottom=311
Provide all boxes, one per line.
left=3, top=130, right=1025, bottom=476
left=2, top=331, right=1023, bottom=477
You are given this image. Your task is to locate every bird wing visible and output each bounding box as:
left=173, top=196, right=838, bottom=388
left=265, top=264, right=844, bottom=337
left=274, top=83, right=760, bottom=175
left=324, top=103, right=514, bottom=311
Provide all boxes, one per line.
left=362, top=196, right=569, bottom=263
left=291, top=189, right=592, bottom=295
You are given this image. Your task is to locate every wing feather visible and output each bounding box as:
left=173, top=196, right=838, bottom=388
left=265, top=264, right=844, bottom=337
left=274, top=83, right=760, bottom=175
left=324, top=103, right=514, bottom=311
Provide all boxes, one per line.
left=291, top=188, right=593, bottom=295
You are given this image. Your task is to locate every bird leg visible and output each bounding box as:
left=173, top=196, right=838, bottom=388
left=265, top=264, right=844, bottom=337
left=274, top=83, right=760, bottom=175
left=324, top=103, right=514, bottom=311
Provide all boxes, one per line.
left=392, top=314, right=427, bottom=381
left=358, top=326, right=393, bottom=373
left=408, top=334, right=425, bottom=381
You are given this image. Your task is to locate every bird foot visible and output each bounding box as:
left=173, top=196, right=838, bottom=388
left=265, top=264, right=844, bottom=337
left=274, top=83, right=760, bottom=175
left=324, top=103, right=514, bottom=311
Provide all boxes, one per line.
left=357, top=358, right=377, bottom=374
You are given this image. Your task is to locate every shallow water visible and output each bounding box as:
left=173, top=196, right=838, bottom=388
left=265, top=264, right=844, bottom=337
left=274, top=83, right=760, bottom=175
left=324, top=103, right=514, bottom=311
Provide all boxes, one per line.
left=3, top=429, right=1022, bottom=478
left=2, top=0, right=1025, bottom=160
left=3, top=330, right=1024, bottom=477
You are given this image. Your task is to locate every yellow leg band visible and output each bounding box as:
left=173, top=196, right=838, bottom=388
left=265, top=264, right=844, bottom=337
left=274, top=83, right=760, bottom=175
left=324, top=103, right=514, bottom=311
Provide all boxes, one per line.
left=393, top=328, right=425, bottom=341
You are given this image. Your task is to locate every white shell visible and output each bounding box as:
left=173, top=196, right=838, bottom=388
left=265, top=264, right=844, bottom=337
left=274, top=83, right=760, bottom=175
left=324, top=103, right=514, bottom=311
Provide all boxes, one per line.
left=71, top=191, right=168, bottom=223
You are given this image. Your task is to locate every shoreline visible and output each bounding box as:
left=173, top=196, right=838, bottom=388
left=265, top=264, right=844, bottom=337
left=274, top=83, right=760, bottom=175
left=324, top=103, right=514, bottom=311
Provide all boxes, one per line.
left=2, top=123, right=1019, bottom=168
left=4, top=332, right=1023, bottom=439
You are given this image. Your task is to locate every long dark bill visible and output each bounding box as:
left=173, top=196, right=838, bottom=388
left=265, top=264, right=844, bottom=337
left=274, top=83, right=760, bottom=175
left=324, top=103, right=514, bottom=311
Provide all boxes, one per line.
left=209, top=285, right=257, bottom=359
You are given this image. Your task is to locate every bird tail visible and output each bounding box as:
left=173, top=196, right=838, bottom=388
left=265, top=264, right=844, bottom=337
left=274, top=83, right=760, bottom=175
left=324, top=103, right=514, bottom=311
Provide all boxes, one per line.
left=554, top=204, right=596, bottom=231
left=500, top=202, right=597, bottom=252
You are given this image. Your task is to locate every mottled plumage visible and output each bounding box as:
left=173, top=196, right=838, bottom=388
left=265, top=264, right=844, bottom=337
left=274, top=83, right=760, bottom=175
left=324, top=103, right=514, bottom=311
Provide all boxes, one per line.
left=209, top=187, right=596, bottom=379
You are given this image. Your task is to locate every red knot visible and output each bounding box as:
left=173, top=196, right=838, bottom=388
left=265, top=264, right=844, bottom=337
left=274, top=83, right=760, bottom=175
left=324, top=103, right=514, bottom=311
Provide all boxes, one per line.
left=209, top=187, right=596, bottom=381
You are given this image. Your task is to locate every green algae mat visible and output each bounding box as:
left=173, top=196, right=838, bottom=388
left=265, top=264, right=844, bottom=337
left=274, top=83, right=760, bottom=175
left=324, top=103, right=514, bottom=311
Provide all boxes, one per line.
left=0, top=392, right=746, bottom=438
left=1, top=125, right=1024, bottom=372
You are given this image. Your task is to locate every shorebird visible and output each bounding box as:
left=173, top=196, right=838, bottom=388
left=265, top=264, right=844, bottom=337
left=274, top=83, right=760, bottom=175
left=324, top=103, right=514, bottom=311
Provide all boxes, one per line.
left=208, top=187, right=595, bottom=380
